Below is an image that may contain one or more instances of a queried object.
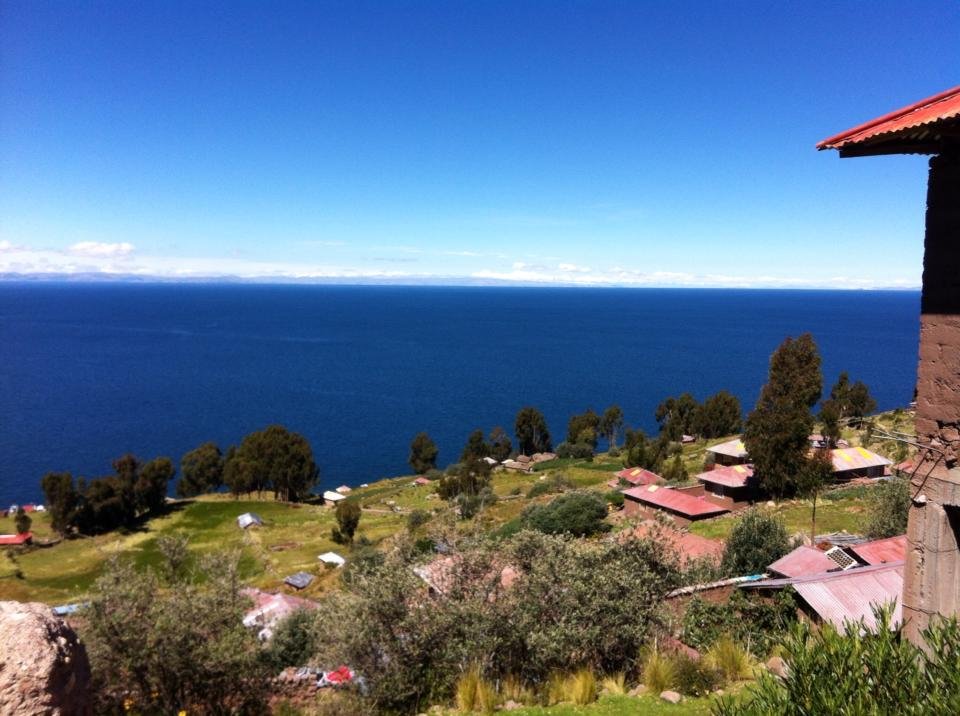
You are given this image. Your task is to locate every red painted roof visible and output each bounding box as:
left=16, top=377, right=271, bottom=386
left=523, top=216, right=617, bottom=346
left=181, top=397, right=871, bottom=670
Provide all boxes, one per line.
left=830, top=447, right=891, bottom=473
left=768, top=545, right=837, bottom=578
left=615, top=467, right=662, bottom=486
left=818, top=85, right=960, bottom=154
left=850, top=535, right=907, bottom=565
left=622, top=485, right=728, bottom=517
left=697, top=464, right=754, bottom=489
left=0, top=532, right=32, bottom=545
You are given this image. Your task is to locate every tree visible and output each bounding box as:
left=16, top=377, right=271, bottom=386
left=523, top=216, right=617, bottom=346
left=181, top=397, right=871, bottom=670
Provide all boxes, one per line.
left=14, top=507, right=31, bottom=535
left=599, top=405, right=624, bottom=451
left=331, top=500, right=362, bottom=545
left=135, top=457, right=174, bottom=515
left=437, top=458, right=492, bottom=501
left=177, top=442, right=224, bottom=497
left=865, top=477, right=910, bottom=539
left=661, top=453, right=688, bottom=483
left=818, top=400, right=842, bottom=448
left=222, top=447, right=256, bottom=497
left=695, top=391, right=742, bottom=439
left=656, top=393, right=699, bottom=441
left=488, top=426, right=512, bottom=462
left=828, top=371, right=852, bottom=416
left=566, top=409, right=600, bottom=448
left=40, top=471, right=80, bottom=535
left=743, top=334, right=823, bottom=496
left=522, top=492, right=610, bottom=537
left=227, top=425, right=319, bottom=501
left=796, top=449, right=835, bottom=543
left=721, top=509, right=791, bottom=576
left=515, top=407, right=552, bottom=454
left=84, top=543, right=268, bottom=713
left=460, top=429, right=489, bottom=463
left=409, top=432, right=439, bottom=474
left=847, top=380, right=878, bottom=427
left=623, top=429, right=675, bottom=471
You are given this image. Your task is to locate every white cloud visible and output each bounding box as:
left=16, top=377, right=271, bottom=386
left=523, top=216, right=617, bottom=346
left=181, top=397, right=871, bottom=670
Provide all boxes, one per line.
left=558, top=262, right=591, bottom=273
left=0, top=240, right=23, bottom=252
left=69, top=241, right=135, bottom=257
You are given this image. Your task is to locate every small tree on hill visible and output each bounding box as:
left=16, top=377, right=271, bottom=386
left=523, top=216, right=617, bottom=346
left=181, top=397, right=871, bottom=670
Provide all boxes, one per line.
left=721, top=509, right=791, bottom=576
left=227, top=425, right=319, bottom=502
left=847, top=380, right=878, bottom=427
left=409, top=432, right=439, bottom=474
left=656, top=393, right=699, bottom=441
left=695, top=391, right=742, bottom=439
left=460, top=429, right=489, bottom=463
left=135, top=457, right=175, bottom=515
left=566, top=409, right=600, bottom=448
left=522, top=491, right=610, bottom=537
left=40, top=472, right=80, bottom=535
left=177, top=442, right=224, bottom=497
left=865, top=477, right=910, bottom=539
left=600, top=405, right=624, bottom=451
left=488, top=426, right=512, bottom=462
left=743, top=333, right=822, bottom=497
left=332, top=500, right=362, bottom=545
left=14, top=508, right=31, bottom=535
left=515, top=407, right=552, bottom=454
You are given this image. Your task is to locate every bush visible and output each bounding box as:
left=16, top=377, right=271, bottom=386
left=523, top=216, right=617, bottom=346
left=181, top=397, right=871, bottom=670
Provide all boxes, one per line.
left=682, top=591, right=797, bottom=657
left=673, top=653, right=721, bottom=697
left=263, top=608, right=320, bottom=671
left=526, top=473, right=573, bottom=499
left=721, top=509, right=790, bottom=576
left=703, top=635, right=754, bottom=682
left=604, top=490, right=625, bottom=509
left=556, top=441, right=594, bottom=460
left=522, top=492, right=610, bottom=537
left=865, top=477, right=910, bottom=539
left=642, top=649, right=675, bottom=693
left=713, top=607, right=960, bottom=715
left=407, top=509, right=431, bottom=531
left=456, top=665, right=496, bottom=714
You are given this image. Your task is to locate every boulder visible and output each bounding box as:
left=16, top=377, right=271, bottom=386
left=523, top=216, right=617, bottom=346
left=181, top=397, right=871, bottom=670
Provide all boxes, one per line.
left=628, top=684, right=647, bottom=697
left=0, top=601, right=91, bottom=715
left=766, top=655, right=789, bottom=678
left=502, top=700, right=522, bottom=710
left=660, top=690, right=682, bottom=704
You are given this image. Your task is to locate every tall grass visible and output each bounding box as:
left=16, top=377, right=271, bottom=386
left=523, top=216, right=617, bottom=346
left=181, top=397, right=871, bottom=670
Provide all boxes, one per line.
left=642, top=649, right=676, bottom=693
left=704, top=635, right=754, bottom=682
left=600, top=671, right=627, bottom=695
left=456, top=665, right=497, bottom=713
left=542, top=669, right=598, bottom=706
left=500, top=675, right=535, bottom=705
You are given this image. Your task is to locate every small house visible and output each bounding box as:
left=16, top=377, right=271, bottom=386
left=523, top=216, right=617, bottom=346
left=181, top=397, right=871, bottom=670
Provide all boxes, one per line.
left=767, top=545, right=840, bottom=579
left=705, top=438, right=749, bottom=466
left=318, top=551, right=346, bottom=568
left=335, top=485, right=352, bottom=494
left=323, top=490, right=347, bottom=507
left=413, top=476, right=431, bottom=486
left=614, top=467, right=662, bottom=487
left=829, top=447, right=892, bottom=480
left=237, top=513, right=263, bottom=530
left=621, top=484, right=728, bottom=526
left=696, top=464, right=757, bottom=508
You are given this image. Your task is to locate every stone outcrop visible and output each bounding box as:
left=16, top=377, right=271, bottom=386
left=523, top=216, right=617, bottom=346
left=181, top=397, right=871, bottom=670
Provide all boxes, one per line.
left=0, top=601, right=91, bottom=715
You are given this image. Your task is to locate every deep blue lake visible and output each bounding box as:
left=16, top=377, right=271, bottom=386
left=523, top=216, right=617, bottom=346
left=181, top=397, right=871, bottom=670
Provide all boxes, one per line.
left=0, top=283, right=920, bottom=505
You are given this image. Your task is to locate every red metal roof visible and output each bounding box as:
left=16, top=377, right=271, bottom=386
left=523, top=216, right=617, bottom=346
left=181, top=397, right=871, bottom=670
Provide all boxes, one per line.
left=818, top=85, right=960, bottom=156
left=705, top=438, right=748, bottom=459
left=0, top=532, right=32, bottom=545
left=748, top=561, right=904, bottom=631
left=830, top=447, right=891, bottom=473
left=768, top=545, right=837, bottom=578
left=697, top=464, right=754, bottom=489
left=615, top=467, right=662, bottom=486
left=622, top=485, right=729, bottom=517
left=850, top=535, right=907, bottom=565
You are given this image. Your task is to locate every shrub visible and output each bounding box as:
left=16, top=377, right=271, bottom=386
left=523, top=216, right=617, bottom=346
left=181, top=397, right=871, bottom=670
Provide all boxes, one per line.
left=721, top=509, right=790, bottom=576
left=264, top=608, right=320, bottom=671
left=682, top=591, right=797, bottom=657
left=703, top=635, right=754, bottom=682
left=865, top=477, right=910, bottom=539
left=673, top=654, right=721, bottom=697
left=556, top=441, right=594, bottom=460
left=568, top=669, right=598, bottom=705
left=407, top=509, right=431, bottom=532
left=604, top=490, right=625, bottom=508
left=600, top=672, right=627, bottom=695
left=642, top=649, right=675, bottom=693
left=522, top=492, right=610, bottom=537
left=526, top=473, right=573, bottom=499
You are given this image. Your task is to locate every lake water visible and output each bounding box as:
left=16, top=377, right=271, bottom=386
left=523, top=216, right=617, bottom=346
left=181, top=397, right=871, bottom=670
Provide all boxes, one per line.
left=0, top=283, right=920, bottom=505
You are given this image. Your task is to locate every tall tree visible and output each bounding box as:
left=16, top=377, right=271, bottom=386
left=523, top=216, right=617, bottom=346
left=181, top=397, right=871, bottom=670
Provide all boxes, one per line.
left=177, top=442, right=224, bottom=497
left=487, top=426, right=512, bottom=462
left=695, top=391, right=743, bottom=439
left=332, top=500, right=362, bottom=545
left=515, top=406, right=552, bottom=455
left=40, top=471, right=80, bottom=535
left=135, top=457, right=175, bottom=514
left=655, top=393, right=698, bottom=441
left=818, top=400, right=842, bottom=448
left=226, top=425, right=319, bottom=502
left=599, top=405, right=624, bottom=450
left=408, top=432, right=439, bottom=474
left=222, top=447, right=256, bottom=498
left=743, top=334, right=823, bottom=497
left=14, top=507, right=31, bottom=535
left=847, top=380, right=878, bottom=427
left=566, top=409, right=600, bottom=447
left=460, top=429, right=490, bottom=463
left=828, top=372, right=851, bottom=416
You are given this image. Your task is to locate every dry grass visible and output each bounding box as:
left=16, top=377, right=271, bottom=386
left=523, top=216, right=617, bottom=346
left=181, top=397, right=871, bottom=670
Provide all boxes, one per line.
left=703, top=635, right=754, bottom=682
left=642, top=649, right=676, bottom=694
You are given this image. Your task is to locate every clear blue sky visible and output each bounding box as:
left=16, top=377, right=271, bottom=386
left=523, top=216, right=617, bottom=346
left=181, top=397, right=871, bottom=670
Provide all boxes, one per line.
left=1, top=1, right=957, bottom=287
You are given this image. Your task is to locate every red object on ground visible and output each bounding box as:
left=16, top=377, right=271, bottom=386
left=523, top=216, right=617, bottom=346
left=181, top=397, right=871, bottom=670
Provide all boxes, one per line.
left=0, top=533, right=32, bottom=545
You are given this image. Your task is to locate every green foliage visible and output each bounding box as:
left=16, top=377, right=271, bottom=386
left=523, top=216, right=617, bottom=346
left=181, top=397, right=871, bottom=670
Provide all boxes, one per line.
left=604, top=490, right=625, bottom=508
left=697, top=391, right=743, bottom=440
left=865, top=477, right=910, bottom=539
left=438, top=459, right=493, bottom=501
left=461, top=429, right=490, bottom=463
left=818, top=399, right=842, bottom=448
left=567, top=409, right=601, bottom=448
left=515, top=406, right=552, bottom=455
left=522, top=491, right=610, bottom=537
left=714, top=607, right=960, bottom=716
left=827, top=371, right=878, bottom=428
left=456, top=488, right=498, bottom=519
left=407, top=508, right=431, bottom=531
left=13, top=507, right=31, bottom=535
left=623, top=429, right=676, bottom=471
left=83, top=542, right=268, bottom=714
left=488, top=426, right=513, bottom=462
left=456, top=665, right=497, bottom=714
left=177, top=441, right=224, bottom=497
left=656, top=392, right=700, bottom=441
left=263, top=608, right=320, bottom=672
left=555, top=441, right=594, bottom=459
left=225, top=425, right=318, bottom=502
left=721, top=509, right=791, bottom=576
left=599, top=405, right=625, bottom=451
left=409, top=431, right=440, bottom=474
left=673, top=654, right=721, bottom=697
left=661, top=453, right=689, bottom=483
left=526, top=473, right=573, bottom=499
left=642, top=650, right=676, bottom=693
left=743, top=333, right=822, bottom=496
left=682, top=591, right=797, bottom=658
left=331, top=500, right=361, bottom=545
left=40, top=471, right=80, bottom=535
left=136, top=456, right=175, bottom=514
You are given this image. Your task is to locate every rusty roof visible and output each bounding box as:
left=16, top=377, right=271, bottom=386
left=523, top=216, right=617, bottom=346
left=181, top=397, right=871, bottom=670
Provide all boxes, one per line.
left=817, top=85, right=960, bottom=157
left=830, top=447, right=891, bottom=473
left=767, top=545, right=837, bottom=578
left=697, top=463, right=754, bottom=489
left=615, top=467, right=662, bottom=486
left=748, top=561, right=904, bottom=631
left=625, top=520, right=725, bottom=564
left=706, top=438, right=748, bottom=459
left=622, top=485, right=729, bottom=517
left=849, top=535, right=907, bottom=565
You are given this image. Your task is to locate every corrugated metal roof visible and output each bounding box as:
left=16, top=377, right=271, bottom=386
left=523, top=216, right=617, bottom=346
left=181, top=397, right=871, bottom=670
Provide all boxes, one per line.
left=622, top=485, right=729, bottom=517
left=850, top=535, right=907, bottom=565
left=830, top=447, right=891, bottom=472
left=706, top=438, right=748, bottom=459
left=768, top=545, right=838, bottom=578
left=748, top=562, right=904, bottom=631
left=0, top=532, right=32, bottom=545
left=697, top=464, right=754, bottom=488
left=615, top=467, right=662, bottom=486
left=818, top=85, right=960, bottom=155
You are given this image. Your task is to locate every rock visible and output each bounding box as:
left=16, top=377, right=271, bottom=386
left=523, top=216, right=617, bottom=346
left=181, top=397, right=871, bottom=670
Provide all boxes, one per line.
left=502, top=700, right=522, bottom=710
left=766, top=656, right=789, bottom=678
left=766, top=500, right=777, bottom=508
left=0, top=601, right=92, bottom=715
left=660, top=690, right=682, bottom=704
left=628, top=684, right=647, bottom=696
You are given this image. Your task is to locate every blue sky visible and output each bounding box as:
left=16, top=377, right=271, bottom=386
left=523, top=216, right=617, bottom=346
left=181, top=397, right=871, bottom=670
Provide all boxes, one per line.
left=1, top=1, right=957, bottom=287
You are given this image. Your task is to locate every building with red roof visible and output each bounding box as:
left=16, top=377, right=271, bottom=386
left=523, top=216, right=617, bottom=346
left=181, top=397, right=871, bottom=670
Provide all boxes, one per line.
left=767, top=545, right=838, bottom=579
left=0, top=533, right=32, bottom=546
left=622, top=484, right=728, bottom=526
left=625, top=520, right=724, bottom=566
left=614, top=467, right=662, bottom=487
left=696, top=464, right=757, bottom=508
left=849, top=535, right=907, bottom=566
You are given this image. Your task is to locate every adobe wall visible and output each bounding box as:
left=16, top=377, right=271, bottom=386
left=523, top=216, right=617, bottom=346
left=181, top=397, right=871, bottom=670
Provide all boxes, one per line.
left=904, top=151, right=960, bottom=644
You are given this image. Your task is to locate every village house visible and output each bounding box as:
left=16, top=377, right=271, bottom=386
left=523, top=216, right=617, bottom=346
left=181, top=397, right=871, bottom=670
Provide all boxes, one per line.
left=621, top=484, right=729, bottom=526
left=705, top=438, right=749, bottom=466
left=236, top=512, right=262, bottom=530
left=608, top=467, right=662, bottom=489
left=412, top=476, right=431, bottom=486
left=828, top=446, right=891, bottom=480
left=695, top=464, right=757, bottom=509
left=322, top=490, right=347, bottom=507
